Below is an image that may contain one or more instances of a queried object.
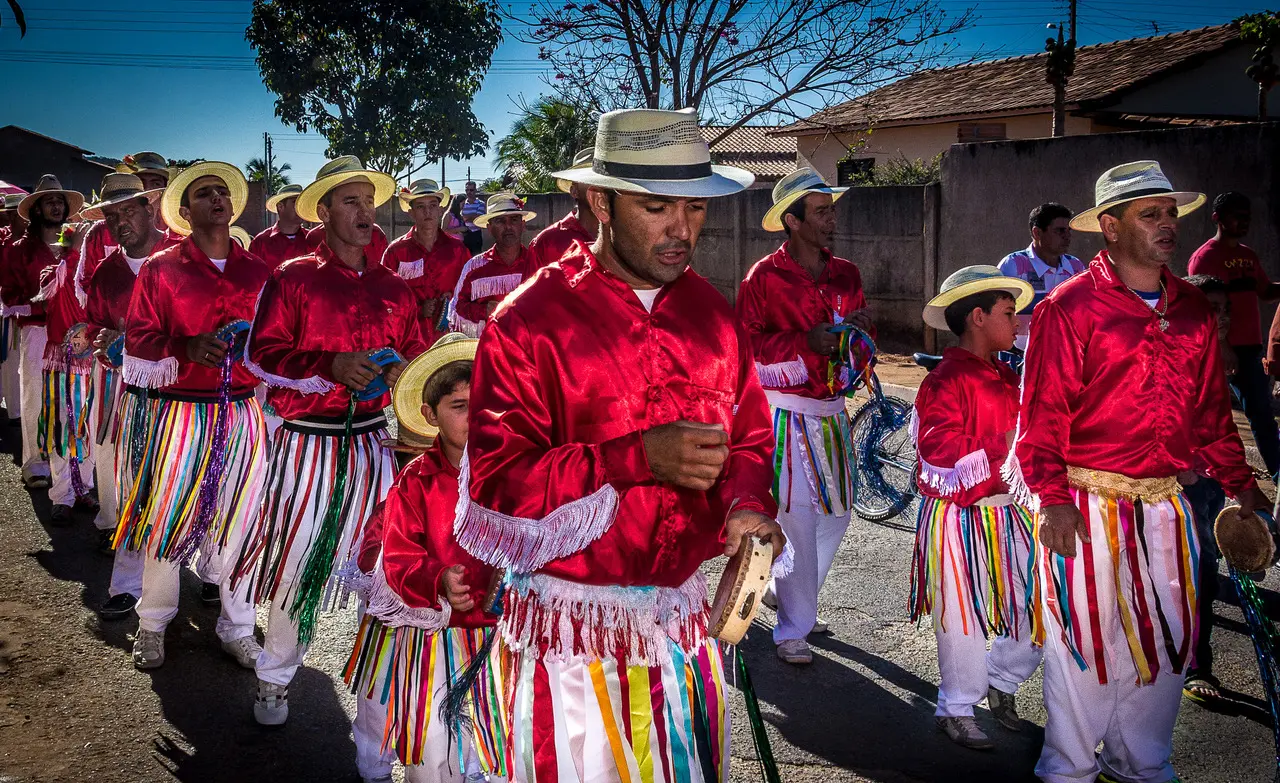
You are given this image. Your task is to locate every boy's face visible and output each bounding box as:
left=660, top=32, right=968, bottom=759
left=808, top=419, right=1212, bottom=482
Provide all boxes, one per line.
left=1206, top=290, right=1231, bottom=339
left=975, top=295, right=1019, bottom=352
left=424, top=382, right=470, bottom=451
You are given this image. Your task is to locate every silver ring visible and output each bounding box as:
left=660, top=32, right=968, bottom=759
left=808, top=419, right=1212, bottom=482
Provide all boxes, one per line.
left=205, top=352, right=212, bottom=360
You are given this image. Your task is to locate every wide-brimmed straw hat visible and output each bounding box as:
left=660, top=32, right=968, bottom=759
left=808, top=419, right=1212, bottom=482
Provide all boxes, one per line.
left=161, top=161, right=248, bottom=236
left=79, top=172, right=164, bottom=221
left=1, top=193, right=25, bottom=212
left=762, top=167, right=848, bottom=232
left=18, top=175, right=85, bottom=222
left=923, top=265, right=1033, bottom=331
left=265, top=183, right=304, bottom=214
left=229, top=225, right=252, bottom=250
left=393, top=333, right=478, bottom=444
left=552, top=108, right=754, bottom=198
left=556, top=148, right=594, bottom=193
left=295, top=155, right=396, bottom=224
left=398, top=178, right=452, bottom=212
left=123, top=151, right=172, bottom=181
left=1070, top=160, right=1205, bottom=233
left=472, top=192, right=536, bottom=228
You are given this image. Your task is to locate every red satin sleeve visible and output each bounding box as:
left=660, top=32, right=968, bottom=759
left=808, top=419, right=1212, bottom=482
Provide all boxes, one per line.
left=736, top=270, right=812, bottom=370
left=248, top=272, right=338, bottom=384
left=1194, top=333, right=1258, bottom=496
left=454, top=263, right=491, bottom=327
left=1015, top=297, right=1086, bottom=507
left=125, top=260, right=187, bottom=363
left=716, top=318, right=780, bottom=520
left=381, top=479, right=449, bottom=609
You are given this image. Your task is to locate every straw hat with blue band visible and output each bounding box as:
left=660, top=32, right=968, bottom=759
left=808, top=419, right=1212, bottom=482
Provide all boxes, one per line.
left=79, top=173, right=164, bottom=222
left=551, top=107, right=754, bottom=198
left=923, top=265, right=1034, bottom=332
left=392, top=333, right=478, bottom=445
left=556, top=148, right=594, bottom=193
left=762, top=167, right=848, bottom=232
left=1070, top=160, right=1205, bottom=233
left=398, top=178, right=452, bottom=212
left=160, top=161, right=249, bottom=237
left=265, top=183, right=304, bottom=215
left=295, top=155, right=397, bottom=224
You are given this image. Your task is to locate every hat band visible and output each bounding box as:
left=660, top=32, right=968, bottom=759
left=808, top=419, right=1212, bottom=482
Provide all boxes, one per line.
left=1096, top=186, right=1175, bottom=209
left=101, top=188, right=144, bottom=202
left=594, top=159, right=713, bottom=181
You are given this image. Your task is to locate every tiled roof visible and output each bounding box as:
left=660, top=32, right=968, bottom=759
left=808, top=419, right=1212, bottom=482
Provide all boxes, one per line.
left=778, top=24, right=1241, bottom=135
left=701, top=125, right=796, bottom=180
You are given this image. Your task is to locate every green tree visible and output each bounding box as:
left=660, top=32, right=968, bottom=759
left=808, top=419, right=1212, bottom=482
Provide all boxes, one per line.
left=494, top=98, right=596, bottom=193
left=168, top=159, right=205, bottom=169
left=1238, top=11, right=1280, bottom=119
left=247, top=0, right=503, bottom=177
left=847, top=153, right=942, bottom=186
left=245, top=156, right=293, bottom=193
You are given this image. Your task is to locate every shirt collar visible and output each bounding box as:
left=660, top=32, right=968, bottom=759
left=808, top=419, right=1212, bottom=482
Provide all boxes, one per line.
left=180, top=235, right=246, bottom=271
left=416, top=439, right=460, bottom=478
left=774, top=241, right=833, bottom=278
left=1089, top=250, right=1180, bottom=300
left=315, top=239, right=382, bottom=277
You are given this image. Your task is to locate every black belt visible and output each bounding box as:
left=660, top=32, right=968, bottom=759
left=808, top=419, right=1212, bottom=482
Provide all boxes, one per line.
left=124, top=384, right=256, bottom=404
left=282, top=412, right=386, bottom=437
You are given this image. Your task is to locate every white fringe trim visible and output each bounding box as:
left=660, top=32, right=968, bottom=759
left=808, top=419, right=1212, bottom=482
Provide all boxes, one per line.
left=242, top=288, right=336, bottom=394
left=755, top=356, right=809, bottom=388
left=1001, top=450, right=1040, bottom=513
left=772, top=539, right=795, bottom=580
left=73, top=251, right=93, bottom=308
left=32, top=260, right=67, bottom=304
left=362, top=560, right=452, bottom=632
left=469, top=272, right=522, bottom=301
left=451, top=312, right=482, bottom=338
left=396, top=258, right=424, bottom=280
left=918, top=449, right=991, bottom=497
left=453, top=450, right=619, bottom=573
left=2, top=304, right=32, bottom=318
left=121, top=350, right=178, bottom=389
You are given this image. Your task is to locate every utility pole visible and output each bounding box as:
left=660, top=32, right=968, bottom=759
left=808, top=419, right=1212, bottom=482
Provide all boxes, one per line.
left=441, top=157, right=445, bottom=186
left=1046, top=1, right=1077, bottom=138
left=263, top=132, right=274, bottom=225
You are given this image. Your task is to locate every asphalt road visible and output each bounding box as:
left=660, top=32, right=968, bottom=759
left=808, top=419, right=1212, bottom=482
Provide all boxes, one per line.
left=1, top=419, right=1278, bottom=782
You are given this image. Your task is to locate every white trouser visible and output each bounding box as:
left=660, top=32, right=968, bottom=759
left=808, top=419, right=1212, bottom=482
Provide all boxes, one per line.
left=91, top=370, right=117, bottom=530
left=934, top=616, right=1041, bottom=718
left=48, top=439, right=93, bottom=506
left=17, top=325, right=48, bottom=478
left=136, top=553, right=256, bottom=641
left=353, top=686, right=397, bottom=781
left=257, top=600, right=308, bottom=686
left=2, top=320, right=20, bottom=420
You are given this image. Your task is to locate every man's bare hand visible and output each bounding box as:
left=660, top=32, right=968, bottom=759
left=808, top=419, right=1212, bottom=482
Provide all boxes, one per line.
left=807, top=323, right=840, bottom=356
left=848, top=309, right=873, bottom=332
left=1224, top=345, right=1240, bottom=376
left=332, top=351, right=380, bottom=392
left=186, top=333, right=228, bottom=369
left=93, top=328, right=121, bottom=351
left=382, top=360, right=405, bottom=391
left=1235, top=486, right=1274, bottom=521
left=485, top=300, right=499, bottom=316
left=643, top=421, right=729, bottom=491
left=421, top=297, right=443, bottom=323
left=440, top=564, right=474, bottom=613
left=725, top=509, right=786, bottom=562
left=1039, top=503, right=1090, bottom=558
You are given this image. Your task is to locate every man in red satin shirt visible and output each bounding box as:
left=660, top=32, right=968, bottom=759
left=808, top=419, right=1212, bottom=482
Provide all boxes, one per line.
left=527, top=148, right=598, bottom=269
left=382, top=179, right=471, bottom=346
left=249, top=184, right=309, bottom=270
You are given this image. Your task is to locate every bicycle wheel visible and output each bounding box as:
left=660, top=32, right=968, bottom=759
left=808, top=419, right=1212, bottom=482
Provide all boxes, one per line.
left=849, top=395, right=918, bottom=522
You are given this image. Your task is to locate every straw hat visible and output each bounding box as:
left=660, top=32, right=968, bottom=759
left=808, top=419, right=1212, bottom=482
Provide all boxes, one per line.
left=762, top=167, right=848, bottom=232
left=552, top=108, right=753, bottom=198
left=79, top=172, right=164, bottom=221
left=923, top=265, right=1033, bottom=331
left=392, top=333, right=478, bottom=444
left=295, top=156, right=396, bottom=224
left=18, top=175, right=85, bottom=222
left=122, top=151, right=172, bottom=181
left=398, top=178, right=452, bottom=212
left=1070, top=160, right=1205, bottom=233
left=161, top=161, right=249, bottom=237
left=1, top=193, right=25, bottom=212
left=229, top=225, right=252, bottom=250
left=265, top=183, right=304, bottom=214
left=556, top=148, right=594, bottom=193
left=472, top=192, right=536, bottom=228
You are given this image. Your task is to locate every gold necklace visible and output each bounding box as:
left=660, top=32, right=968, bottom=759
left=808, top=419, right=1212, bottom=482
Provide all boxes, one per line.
left=1153, top=280, right=1170, bottom=332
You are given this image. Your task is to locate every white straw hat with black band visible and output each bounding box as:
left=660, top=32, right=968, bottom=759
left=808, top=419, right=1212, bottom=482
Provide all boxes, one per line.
left=79, top=172, right=164, bottom=222
left=398, top=178, right=452, bottom=212
left=266, top=183, right=304, bottom=214
left=556, top=148, right=594, bottom=193
left=1070, top=160, right=1205, bottom=233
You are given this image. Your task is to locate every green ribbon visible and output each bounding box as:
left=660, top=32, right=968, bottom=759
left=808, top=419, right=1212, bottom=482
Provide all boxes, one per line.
left=735, top=650, right=782, bottom=783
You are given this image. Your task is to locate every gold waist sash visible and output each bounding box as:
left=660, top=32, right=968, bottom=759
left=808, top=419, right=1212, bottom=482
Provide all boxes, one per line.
left=1066, top=466, right=1181, bottom=504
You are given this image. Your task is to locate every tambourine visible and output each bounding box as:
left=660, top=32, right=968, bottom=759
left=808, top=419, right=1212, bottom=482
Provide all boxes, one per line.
left=483, top=569, right=507, bottom=617
left=828, top=324, right=877, bottom=397
left=215, top=319, right=251, bottom=363
left=1215, top=505, right=1280, bottom=573
left=65, top=323, right=94, bottom=360
left=355, top=347, right=404, bottom=402
left=106, top=334, right=125, bottom=368
left=709, top=534, right=774, bottom=644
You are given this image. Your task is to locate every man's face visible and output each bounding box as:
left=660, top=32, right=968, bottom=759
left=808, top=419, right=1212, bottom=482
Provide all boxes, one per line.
left=317, top=180, right=376, bottom=248
left=276, top=197, right=299, bottom=225
left=1216, top=206, right=1250, bottom=239
left=180, top=175, right=233, bottom=231
left=1033, top=217, right=1072, bottom=257
left=137, top=172, right=168, bottom=191
left=409, top=196, right=443, bottom=230
left=101, top=197, right=155, bottom=253
left=424, top=381, right=470, bottom=453
left=1206, top=289, right=1231, bottom=340
left=591, top=189, right=708, bottom=288
left=465, top=182, right=477, bottom=199
left=1102, top=197, right=1180, bottom=267
left=36, top=194, right=68, bottom=224
left=487, top=213, right=525, bottom=250
left=787, top=192, right=836, bottom=249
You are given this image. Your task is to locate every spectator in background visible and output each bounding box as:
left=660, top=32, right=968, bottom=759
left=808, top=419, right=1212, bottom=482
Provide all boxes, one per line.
left=529, top=148, right=598, bottom=268
left=458, top=180, right=486, bottom=255
left=996, top=203, right=1084, bottom=361
left=1189, top=191, right=1280, bottom=478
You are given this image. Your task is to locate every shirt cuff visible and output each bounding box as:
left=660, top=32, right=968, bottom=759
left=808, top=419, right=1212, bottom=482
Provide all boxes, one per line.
left=598, top=429, right=654, bottom=489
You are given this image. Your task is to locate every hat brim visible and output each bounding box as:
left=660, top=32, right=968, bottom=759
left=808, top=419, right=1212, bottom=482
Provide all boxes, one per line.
left=392, top=337, right=478, bottom=440
left=923, top=276, right=1034, bottom=331
left=229, top=226, right=252, bottom=249
left=18, top=189, right=86, bottom=222
left=265, top=192, right=301, bottom=214
left=79, top=188, right=164, bottom=222
left=762, top=186, right=849, bottom=232
left=473, top=209, right=536, bottom=229
left=556, top=162, right=593, bottom=193
left=1070, top=191, right=1205, bottom=232
left=551, top=163, right=755, bottom=198
left=296, top=170, right=397, bottom=224
left=398, top=188, right=452, bottom=212
left=161, top=162, right=249, bottom=236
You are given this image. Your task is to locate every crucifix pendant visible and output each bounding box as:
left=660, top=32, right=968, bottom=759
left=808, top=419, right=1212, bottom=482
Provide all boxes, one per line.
left=1158, top=318, right=1169, bottom=332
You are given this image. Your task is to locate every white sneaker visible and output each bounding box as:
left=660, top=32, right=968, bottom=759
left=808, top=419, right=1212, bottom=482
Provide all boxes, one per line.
left=132, top=629, right=165, bottom=670
left=222, top=635, right=263, bottom=669
left=254, top=681, right=289, bottom=726
left=812, top=618, right=830, bottom=635
left=935, top=716, right=994, bottom=750
left=776, top=638, right=813, bottom=665
left=762, top=588, right=778, bottom=610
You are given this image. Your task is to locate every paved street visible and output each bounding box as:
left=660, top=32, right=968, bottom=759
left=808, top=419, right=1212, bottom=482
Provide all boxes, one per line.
left=1, top=419, right=1278, bottom=782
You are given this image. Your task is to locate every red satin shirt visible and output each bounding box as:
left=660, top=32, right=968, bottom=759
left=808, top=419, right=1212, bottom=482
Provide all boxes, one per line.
left=381, top=443, right=497, bottom=628
left=305, top=223, right=388, bottom=267
left=1017, top=252, right=1257, bottom=507
left=737, top=242, right=872, bottom=400
left=0, top=233, right=53, bottom=326
left=528, top=212, right=594, bottom=269
left=464, top=244, right=777, bottom=588
left=248, top=242, right=428, bottom=420
left=124, top=237, right=270, bottom=397
left=381, top=228, right=471, bottom=345
left=451, top=244, right=537, bottom=333
left=78, top=221, right=116, bottom=284
left=249, top=224, right=310, bottom=271
left=914, top=348, right=1019, bottom=507
left=39, top=249, right=90, bottom=365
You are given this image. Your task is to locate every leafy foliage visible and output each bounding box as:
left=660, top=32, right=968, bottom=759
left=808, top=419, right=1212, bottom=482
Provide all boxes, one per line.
left=3, top=0, right=25, bottom=36
left=847, top=153, right=942, bottom=186
left=494, top=98, right=596, bottom=193
left=245, top=156, right=293, bottom=193
left=247, top=0, right=503, bottom=176
left=168, top=159, right=205, bottom=169
left=1238, top=11, right=1280, bottom=118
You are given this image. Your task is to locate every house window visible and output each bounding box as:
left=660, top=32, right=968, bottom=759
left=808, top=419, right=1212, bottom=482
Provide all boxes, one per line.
left=836, top=157, right=874, bottom=186
left=957, top=123, right=1007, bottom=143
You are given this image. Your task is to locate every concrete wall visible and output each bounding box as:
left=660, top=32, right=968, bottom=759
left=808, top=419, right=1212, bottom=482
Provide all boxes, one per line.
left=1109, top=46, right=1278, bottom=120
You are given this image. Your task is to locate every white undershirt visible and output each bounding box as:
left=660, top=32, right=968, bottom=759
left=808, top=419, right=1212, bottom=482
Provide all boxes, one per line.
left=633, top=287, right=660, bottom=312
left=124, top=254, right=146, bottom=275
left=209, top=257, right=227, bottom=273
left=1133, top=289, right=1161, bottom=309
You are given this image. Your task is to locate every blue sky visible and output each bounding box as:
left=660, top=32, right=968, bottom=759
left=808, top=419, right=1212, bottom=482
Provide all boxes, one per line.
left=0, top=0, right=1270, bottom=186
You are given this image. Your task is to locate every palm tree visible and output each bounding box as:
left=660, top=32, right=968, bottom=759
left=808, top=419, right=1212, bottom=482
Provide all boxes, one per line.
left=244, top=156, right=293, bottom=194
left=494, top=98, right=596, bottom=193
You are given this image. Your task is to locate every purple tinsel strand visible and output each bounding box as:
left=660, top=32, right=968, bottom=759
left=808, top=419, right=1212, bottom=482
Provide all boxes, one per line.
left=64, top=341, right=88, bottom=500
left=170, top=351, right=233, bottom=564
